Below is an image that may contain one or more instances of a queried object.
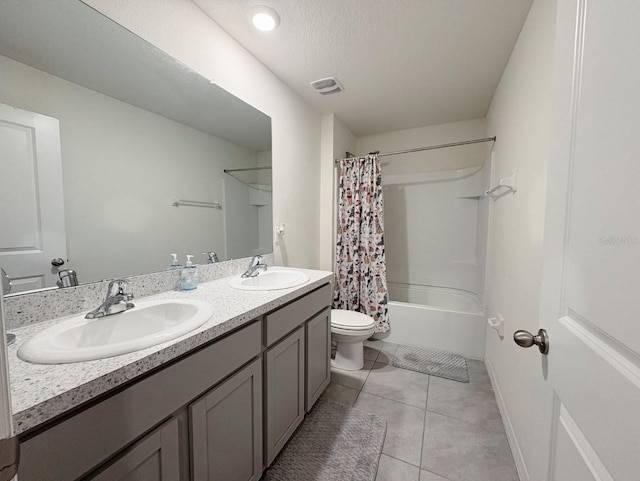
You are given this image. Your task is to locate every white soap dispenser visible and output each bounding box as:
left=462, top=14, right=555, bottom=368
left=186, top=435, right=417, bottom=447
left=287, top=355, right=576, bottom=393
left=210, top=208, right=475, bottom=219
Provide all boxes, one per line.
left=179, top=255, right=198, bottom=291
left=169, top=253, right=181, bottom=270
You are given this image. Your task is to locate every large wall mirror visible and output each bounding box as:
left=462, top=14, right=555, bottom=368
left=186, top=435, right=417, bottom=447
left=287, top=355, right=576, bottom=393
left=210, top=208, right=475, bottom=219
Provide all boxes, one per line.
left=0, top=0, right=273, bottom=295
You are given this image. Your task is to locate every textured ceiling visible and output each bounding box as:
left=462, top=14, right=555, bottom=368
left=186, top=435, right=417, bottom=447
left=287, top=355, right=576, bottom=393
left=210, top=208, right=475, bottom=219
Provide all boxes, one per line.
left=192, top=0, right=533, bottom=136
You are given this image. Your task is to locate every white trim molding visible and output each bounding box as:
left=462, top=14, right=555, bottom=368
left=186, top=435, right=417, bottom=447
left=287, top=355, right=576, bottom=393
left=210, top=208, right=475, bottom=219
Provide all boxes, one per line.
left=484, top=353, right=528, bottom=481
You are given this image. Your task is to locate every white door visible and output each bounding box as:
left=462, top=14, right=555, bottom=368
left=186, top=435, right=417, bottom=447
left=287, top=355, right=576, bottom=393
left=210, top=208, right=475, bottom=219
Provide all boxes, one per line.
left=536, top=1, right=640, bottom=479
left=0, top=103, right=67, bottom=294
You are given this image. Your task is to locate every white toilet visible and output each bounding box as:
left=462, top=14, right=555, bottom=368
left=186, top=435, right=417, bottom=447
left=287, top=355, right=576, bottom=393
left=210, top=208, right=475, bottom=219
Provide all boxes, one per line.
left=331, top=309, right=376, bottom=371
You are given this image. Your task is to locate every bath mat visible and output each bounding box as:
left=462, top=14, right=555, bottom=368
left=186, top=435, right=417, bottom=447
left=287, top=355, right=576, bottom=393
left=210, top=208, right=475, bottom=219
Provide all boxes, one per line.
left=263, top=399, right=387, bottom=481
left=392, top=344, right=469, bottom=383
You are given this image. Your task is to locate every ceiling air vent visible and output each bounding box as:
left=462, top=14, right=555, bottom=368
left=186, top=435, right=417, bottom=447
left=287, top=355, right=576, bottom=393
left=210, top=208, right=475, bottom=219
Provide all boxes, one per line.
left=310, top=77, right=344, bottom=95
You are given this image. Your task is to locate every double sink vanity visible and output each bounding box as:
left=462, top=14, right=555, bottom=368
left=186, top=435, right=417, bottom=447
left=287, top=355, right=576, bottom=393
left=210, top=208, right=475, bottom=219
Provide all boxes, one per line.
left=6, top=264, right=333, bottom=481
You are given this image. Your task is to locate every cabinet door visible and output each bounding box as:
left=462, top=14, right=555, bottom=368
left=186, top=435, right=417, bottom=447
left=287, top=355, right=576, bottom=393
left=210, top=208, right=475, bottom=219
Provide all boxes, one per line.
left=265, top=327, right=305, bottom=466
left=89, top=418, right=181, bottom=481
left=305, top=308, right=331, bottom=411
left=190, top=359, right=262, bottom=481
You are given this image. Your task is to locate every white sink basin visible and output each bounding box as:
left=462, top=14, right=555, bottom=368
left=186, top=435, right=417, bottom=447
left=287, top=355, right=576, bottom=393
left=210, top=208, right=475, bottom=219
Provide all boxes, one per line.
left=228, top=267, right=310, bottom=291
left=18, top=299, right=214, bottom=364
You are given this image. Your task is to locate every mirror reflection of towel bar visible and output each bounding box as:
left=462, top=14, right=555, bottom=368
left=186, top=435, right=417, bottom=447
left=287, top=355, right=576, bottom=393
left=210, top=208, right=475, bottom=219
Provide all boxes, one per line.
left=172, top=198, right=222, bottom=209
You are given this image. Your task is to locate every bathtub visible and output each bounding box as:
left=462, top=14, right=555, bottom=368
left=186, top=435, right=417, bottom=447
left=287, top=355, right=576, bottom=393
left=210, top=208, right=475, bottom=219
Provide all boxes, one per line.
left=380, top=283, right=487, bottom=359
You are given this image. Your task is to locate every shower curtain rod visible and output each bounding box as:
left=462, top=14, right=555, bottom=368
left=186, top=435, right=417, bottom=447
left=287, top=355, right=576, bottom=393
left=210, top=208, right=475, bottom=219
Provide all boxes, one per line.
left=223, top=166, right=272, bottom=173
left=335, top=136, right=496, bottom=163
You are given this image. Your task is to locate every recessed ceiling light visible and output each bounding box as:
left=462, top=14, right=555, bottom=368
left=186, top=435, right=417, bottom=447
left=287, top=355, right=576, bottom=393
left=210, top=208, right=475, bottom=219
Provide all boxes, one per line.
left=248, top=6, right=280, bottom=32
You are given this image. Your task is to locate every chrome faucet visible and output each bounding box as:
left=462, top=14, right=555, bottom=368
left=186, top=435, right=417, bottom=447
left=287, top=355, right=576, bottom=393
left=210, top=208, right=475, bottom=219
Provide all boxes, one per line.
left=85, top=279, right=135, bottom=319
left=241, top=255, right=268, bottom=278
left=57, top=269, right=79, bottom=288
left=203, top=251, right=219, bottom=263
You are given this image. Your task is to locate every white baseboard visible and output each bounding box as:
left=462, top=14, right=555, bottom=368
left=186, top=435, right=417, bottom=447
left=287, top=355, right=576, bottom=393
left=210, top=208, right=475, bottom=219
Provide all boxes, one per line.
left=484, top=354, right=529, bottom=481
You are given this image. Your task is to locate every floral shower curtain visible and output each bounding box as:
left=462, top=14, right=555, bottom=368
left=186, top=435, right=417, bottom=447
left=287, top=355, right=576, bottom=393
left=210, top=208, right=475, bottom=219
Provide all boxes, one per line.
left=333, top=153, right=389, bottom=333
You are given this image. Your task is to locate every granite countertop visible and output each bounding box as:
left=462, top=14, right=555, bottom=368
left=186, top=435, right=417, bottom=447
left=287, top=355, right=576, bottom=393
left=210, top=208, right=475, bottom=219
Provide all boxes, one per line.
left=7, top=268, right=333, bottom=435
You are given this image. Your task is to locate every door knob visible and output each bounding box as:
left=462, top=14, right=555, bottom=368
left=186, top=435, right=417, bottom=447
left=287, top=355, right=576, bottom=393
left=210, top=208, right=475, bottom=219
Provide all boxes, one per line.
left=51, top=257, right=65, bottom=267
left=513, top=328, right=549, bottom=354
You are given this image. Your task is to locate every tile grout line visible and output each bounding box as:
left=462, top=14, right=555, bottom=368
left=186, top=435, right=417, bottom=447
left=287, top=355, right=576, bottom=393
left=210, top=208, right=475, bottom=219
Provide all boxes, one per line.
left=419, top=374, right=430, bottom=477
left=359, top=388, right=428, bottom=412
left=379, top=452, right=422, bottom=470
left=421, top=377, right=457, bottom=481
left=424, top=404, right=493, bottom=426
left=353, top=346, right=376, bottom=407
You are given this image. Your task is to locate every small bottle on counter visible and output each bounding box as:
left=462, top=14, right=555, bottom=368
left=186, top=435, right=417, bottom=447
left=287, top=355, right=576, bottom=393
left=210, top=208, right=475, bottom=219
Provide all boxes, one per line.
left=179, top=255, right=198, bottom=291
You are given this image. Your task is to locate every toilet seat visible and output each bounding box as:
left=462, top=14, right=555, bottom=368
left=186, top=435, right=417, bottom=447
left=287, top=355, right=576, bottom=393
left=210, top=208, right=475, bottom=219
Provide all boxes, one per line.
left=331, top=309, right=375, bottom=331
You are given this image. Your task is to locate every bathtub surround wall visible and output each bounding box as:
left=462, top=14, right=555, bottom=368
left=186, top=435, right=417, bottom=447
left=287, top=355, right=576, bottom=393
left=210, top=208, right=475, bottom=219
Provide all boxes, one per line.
left=83, top=0, right=322, bottom=270
left=382, top=166, right=489, bottom=295
left=0, top=54, right=261, bottom=283
left=484, top=0, right=556, bottom=479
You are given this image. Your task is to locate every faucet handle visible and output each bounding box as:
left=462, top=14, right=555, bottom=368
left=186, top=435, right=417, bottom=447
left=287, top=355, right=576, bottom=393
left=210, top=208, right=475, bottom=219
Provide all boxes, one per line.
left=203, top=252, right=219, bottom=263
left=107, top=279, right=133, bottom=299
left=249, top=255, right=265, bottom=267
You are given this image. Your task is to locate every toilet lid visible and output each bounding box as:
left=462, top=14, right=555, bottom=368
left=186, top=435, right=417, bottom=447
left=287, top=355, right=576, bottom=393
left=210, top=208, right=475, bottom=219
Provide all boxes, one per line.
left=331, top=309, right=376, bottom=330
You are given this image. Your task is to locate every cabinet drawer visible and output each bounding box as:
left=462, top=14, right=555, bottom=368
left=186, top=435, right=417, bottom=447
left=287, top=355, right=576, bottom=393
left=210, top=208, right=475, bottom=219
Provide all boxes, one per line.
left=265, top=283, right=331, bottom=346
left=19, top=321, right=262, bottom=481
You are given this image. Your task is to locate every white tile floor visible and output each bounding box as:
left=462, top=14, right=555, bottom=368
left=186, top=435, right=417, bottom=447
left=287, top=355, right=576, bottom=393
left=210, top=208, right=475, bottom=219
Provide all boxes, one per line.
left=322, top=340, right=519, bottom=481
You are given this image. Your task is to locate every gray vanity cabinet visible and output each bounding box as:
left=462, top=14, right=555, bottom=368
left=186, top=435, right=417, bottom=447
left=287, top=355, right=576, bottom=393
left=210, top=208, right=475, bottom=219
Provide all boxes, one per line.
left=89, top=417, right=181, bottom=481
left=264, top=326, right=305, bottom=466
left=190, top=358, right=262, bottom=481
left=305, top=308, right=331, bottom=411
left=16, top=282, right=332, bottom=481
left=262, top=283, right=332, bottom=466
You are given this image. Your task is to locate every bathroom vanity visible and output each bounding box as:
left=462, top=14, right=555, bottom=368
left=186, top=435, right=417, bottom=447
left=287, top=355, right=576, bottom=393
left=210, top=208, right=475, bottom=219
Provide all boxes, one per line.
left=8, top=269, right=332, bottom=481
